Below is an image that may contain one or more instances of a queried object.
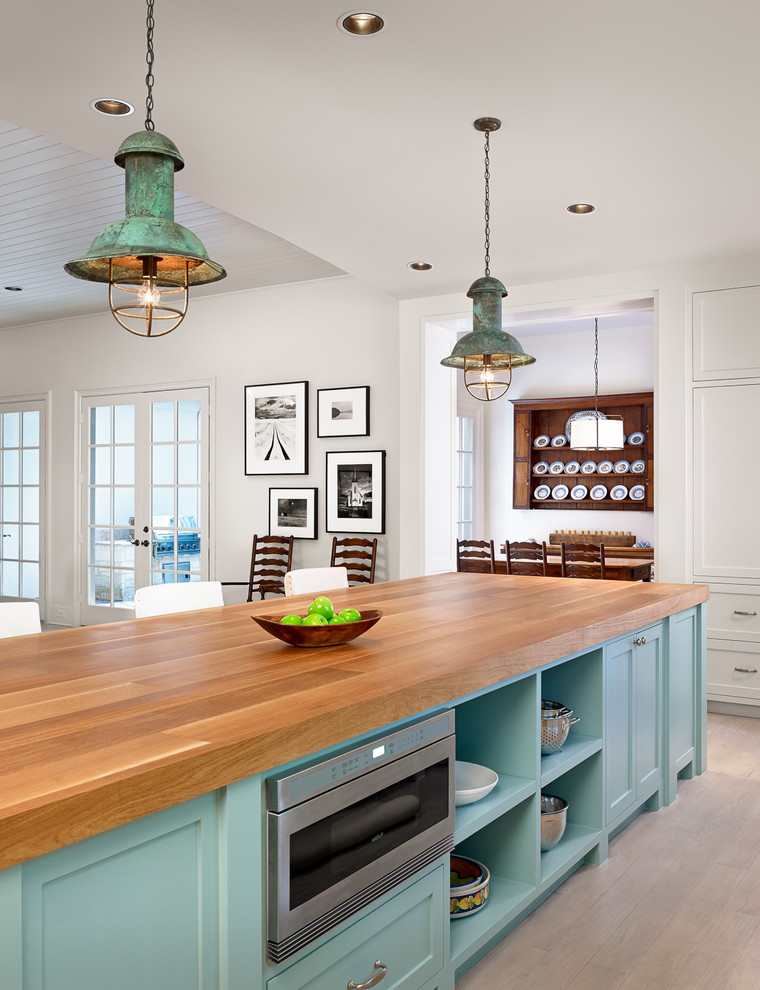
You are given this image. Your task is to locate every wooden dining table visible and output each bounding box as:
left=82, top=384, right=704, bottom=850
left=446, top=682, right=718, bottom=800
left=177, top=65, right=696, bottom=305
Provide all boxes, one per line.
left=495, top=554, right=654, bottom=581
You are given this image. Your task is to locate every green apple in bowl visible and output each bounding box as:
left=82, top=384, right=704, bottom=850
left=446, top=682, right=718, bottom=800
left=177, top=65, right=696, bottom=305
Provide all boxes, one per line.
left=338, top=607, right=362, bottom=623
left=307, top=596, right=335, bottom=621
left=302, top=613, right=329, bottom=626
left=280, top=614, right=304, bottom=625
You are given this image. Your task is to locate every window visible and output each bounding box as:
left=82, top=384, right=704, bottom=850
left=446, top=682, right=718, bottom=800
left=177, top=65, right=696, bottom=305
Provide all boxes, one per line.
left=0, top=402, right=44, bottom=602
left=456, top=416, right=474, bottom=541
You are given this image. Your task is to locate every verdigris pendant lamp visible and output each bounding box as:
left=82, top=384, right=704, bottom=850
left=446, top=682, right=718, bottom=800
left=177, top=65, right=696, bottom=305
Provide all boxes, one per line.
left=65, top=0, right=226, bottom=336
left=441, top=118, right=535, bottom=401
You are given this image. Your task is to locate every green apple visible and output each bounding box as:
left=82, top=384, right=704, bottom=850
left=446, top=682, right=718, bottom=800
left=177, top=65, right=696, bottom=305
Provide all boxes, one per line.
left=328, top=615, right=348, bottom=624
left=338, top=607, right=362, bottom=623
left=307, top=596, right=334, bottom=620
left=280, top=614, right=304, bottom=625
left=302, top=613, right=329, bottom=626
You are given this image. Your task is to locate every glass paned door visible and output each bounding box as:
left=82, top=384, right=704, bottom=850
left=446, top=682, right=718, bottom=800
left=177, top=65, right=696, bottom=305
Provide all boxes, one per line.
left=81, top=388, right=209, bottom=624
left=0, top=402, right=44, bottom=606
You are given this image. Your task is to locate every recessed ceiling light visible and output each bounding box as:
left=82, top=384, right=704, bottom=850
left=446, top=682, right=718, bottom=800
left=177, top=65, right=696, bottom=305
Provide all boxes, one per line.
left=338, top=11, right=385, bottom=35
left=90, top=98, right=134, bottom=117
left=408, top=262, right=434, bottom=272
left=3, top=286, right=23, bottom=292
left=566, top=203, right=596, bottom=215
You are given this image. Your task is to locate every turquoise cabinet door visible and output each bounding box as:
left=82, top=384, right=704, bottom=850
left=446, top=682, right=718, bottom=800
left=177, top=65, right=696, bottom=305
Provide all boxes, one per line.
left=19, top=793, right=222, bottom=990
left=634, top=628, right=663, bottom=794
left=604, top=639, right=636, bottom=823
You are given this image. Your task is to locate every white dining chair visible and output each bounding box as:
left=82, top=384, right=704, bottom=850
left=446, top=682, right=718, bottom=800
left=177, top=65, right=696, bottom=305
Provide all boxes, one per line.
left=0, top=602, right=42, bottom=638
left=133, top=581, right=225, bottom=618
left=284, top=567, right=350, bottom=597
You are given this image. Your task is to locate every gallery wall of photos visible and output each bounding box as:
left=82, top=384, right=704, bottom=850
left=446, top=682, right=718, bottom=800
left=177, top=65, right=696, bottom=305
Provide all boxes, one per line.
left=244, top=381, right=385, bottom=543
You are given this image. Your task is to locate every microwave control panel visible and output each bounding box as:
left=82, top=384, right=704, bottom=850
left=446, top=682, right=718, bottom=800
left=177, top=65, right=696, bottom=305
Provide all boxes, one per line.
left=267, top=709, right=455, bottom=810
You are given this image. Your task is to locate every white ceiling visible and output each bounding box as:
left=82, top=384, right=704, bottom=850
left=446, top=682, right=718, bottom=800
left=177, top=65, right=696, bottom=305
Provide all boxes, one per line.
left=1, top=0, right=759, bottom=329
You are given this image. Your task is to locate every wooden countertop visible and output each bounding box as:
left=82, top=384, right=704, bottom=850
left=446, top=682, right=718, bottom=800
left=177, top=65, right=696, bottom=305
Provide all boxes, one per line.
left=0, top=574, right=708, bottom=870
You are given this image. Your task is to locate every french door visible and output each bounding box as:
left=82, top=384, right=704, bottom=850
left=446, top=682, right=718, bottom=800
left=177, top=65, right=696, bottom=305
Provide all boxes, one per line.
left=0, top=400, right=45, bottom=610
left=80, top=387, right=210, bottom=624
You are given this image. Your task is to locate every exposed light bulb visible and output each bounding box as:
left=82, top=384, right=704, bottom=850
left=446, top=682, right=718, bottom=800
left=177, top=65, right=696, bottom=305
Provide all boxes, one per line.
left=138, top=277, right=160, bottom=308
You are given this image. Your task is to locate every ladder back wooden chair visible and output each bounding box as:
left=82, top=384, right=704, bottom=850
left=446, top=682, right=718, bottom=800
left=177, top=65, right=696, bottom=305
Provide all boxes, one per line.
left=505, top=540, right=548, bottom=576
left=560, top=542, right=606, bottom=580
left=330, top=537, right=378, bottom=585
left=456, top=539, right=496, bottom=573
left=223, top=534, right=294, bottom=601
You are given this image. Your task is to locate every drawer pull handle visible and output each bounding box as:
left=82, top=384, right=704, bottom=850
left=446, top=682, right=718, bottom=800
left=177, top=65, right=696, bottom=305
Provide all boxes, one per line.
left=733, top=610, right=758, bottom=617
left=734, top=667, right=758, bottom=674
left=633, top=636, right=647, bottom=646
left=348, top=961, right=388, bottom=990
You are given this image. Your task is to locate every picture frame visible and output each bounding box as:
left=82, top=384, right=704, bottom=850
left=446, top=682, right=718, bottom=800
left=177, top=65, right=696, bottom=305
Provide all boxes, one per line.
left=317, top=386, right=370, bottom=438
left=325, top=450, right=386, bottom=534
left=269, top=487, right=318, bottom=540
left=244, top=381, right=308, bottom=475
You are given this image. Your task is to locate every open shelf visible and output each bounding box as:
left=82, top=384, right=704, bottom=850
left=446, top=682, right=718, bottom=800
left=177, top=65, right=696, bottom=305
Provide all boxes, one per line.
left=449, top=875, right=534, bottom=971
left=540, top=824, right=602, bottom=886
left=455, top=774, right=535, bottom=844
left=541, top=734, right=602, bottom=787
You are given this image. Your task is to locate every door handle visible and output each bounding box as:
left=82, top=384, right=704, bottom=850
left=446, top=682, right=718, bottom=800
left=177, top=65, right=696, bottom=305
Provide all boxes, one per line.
left=733, top=610, right=758, bottom=617
left=633, top=636, right=647, bottom=646
left=130, top=539, right=150, bottom=547
left=348, top=961, right=388, bottom=990
left=734, top=667, right=758, bottom=674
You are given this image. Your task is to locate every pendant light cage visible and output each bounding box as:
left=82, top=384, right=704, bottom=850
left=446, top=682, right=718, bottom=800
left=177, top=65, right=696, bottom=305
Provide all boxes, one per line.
left=440, top=118, right=535, bottom=400
left=64, top=0, right=226, bottom=336
left=569, top=317, right=625, bottom=451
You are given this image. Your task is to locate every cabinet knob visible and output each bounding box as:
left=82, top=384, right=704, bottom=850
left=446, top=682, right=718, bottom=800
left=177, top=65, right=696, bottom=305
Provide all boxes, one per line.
left=734, top=667, right=758, bottom=674
left=633, top=636, right=647, bottom=646
left=733, top=610, right=758, bottom=617
left=348, top=961, right=388, bottom=990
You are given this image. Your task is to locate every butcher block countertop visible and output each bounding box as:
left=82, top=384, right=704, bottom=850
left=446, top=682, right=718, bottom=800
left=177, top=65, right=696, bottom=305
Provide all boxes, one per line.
left=0, top=573, right=708, bottom=870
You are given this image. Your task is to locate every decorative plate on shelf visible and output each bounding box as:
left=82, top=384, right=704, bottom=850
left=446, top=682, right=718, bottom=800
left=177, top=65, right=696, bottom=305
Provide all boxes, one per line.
left=610, top=485, right=628, bottom=500
left=613, top=460, right=630, bottom=474
left=551, top=484, right=569, bottom=500
left=590, top=484, right=607, bottom=500
left=631, top=460, right=645, bottom=474
left=597, top=460, right=613, bottom=474
left=580, top=460, right=597, bottom=474
left=630, top=485, right=646, bottom=501
left=564, top=409, right=607, bottom=441
left=628, top=431, right=645, bottom=445
left=551, top=435, right=567, bottom=447
left=570, top=484, right=588, bottom=500
left=564, top=460, right=580, bottom=475
left=534, top=484, right=551, bottom=500
left=548, top=461, right=565, bottom=475
left=533, top=461, right=549, bottom=475
left=534, top=435, right=551, bottom=448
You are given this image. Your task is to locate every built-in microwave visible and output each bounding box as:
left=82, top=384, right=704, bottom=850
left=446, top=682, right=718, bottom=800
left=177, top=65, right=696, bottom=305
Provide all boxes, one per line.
left=266, top=710, right=455, bottom=963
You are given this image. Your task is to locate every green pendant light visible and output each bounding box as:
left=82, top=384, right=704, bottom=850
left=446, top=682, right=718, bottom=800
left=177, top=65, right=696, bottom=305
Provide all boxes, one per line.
left=65, top=0, right=226, bottom=337
left=441, top=118, right=535, bottom=401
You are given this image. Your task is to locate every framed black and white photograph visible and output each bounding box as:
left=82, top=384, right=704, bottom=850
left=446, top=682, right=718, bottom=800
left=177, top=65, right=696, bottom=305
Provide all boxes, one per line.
left=317, top=386, right=370, bottom=438
left=326, top=450, right=385, bottom=534
left=269, top=487, right=318, bottom=540
left=244, top=381, right=308, bottom=475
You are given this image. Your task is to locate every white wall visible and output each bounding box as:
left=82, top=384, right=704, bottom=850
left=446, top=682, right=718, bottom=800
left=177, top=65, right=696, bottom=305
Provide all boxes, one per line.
left=0, top=276, right=400, bottom=622
left=399, top=250, right=760, bottom=584
left=486, top=320, right=655, bottom=546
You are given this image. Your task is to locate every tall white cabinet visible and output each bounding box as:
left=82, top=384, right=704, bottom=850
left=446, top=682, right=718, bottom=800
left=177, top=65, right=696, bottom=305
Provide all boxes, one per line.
left=691, top=285, right=760, bottom=710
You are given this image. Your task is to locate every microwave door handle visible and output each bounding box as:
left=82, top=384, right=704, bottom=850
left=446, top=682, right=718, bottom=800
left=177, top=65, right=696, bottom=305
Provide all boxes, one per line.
left=348, top=961, right=388, bottom=990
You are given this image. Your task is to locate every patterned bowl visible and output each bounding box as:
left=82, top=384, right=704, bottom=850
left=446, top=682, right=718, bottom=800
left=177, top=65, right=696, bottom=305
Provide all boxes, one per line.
left=450, top=855, right=490, bottom=918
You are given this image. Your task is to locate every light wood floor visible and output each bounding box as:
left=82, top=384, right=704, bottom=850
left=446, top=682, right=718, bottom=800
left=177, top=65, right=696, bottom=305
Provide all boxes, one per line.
left=457, top=713, right=760, bottom=990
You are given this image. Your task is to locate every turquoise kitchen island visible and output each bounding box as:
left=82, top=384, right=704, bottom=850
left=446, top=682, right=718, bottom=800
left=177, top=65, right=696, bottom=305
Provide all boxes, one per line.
left=0, top=573, right=707, bottom=990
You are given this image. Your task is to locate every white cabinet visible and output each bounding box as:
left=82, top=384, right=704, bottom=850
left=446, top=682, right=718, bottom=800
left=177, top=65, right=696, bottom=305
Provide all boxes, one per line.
left=692, top=285, right=760, bottom=380
left=693, top=384, right=760, bottom=581
left=690, top=284, right=760, bottom=710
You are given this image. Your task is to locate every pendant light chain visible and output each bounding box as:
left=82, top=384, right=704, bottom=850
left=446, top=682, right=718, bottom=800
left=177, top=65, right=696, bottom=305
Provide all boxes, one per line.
left=593, top=317, right=599, bottom=415
left=483, top=130, right=491, bottom=277
left=144, top=0, right=156, bottom=131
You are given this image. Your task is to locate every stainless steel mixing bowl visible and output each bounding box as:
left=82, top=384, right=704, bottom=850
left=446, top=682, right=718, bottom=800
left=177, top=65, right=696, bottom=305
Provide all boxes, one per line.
left=540, top=793, right=568, bottom=851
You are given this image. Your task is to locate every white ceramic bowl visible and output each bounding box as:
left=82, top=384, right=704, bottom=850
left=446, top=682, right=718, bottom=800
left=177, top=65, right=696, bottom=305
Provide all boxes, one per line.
left=455, top=761, right=499, bottom=806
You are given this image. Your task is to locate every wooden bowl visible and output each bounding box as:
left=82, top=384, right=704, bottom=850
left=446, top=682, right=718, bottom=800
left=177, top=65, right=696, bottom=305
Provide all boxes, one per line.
left=251, top=609, right=383, bottom=648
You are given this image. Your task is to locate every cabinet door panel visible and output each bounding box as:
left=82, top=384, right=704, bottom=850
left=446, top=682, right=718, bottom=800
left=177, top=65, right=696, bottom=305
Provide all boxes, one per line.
left=635, top=634, right=662, bottom=792
left=693, top=385, right=760, bottom=579
left=693, top=285, right=760, bottom=380
left=605, top=641, right=635, bottom=823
